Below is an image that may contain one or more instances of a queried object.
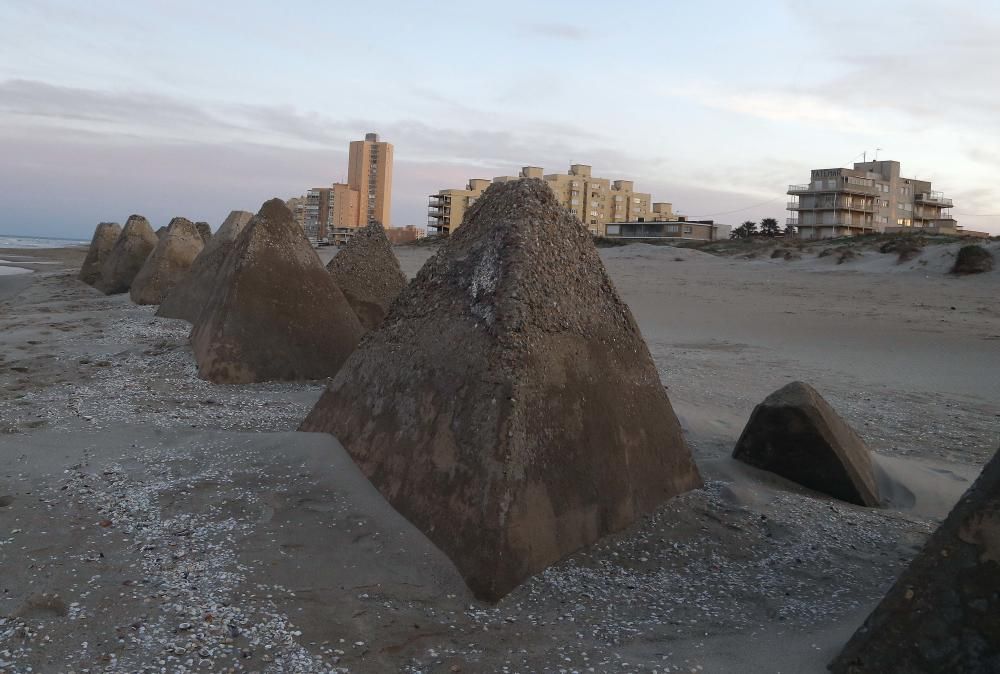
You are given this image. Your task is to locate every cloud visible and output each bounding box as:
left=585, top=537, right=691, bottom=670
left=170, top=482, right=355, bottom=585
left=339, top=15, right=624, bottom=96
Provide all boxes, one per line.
left=520, top=22, right=588, bottom=41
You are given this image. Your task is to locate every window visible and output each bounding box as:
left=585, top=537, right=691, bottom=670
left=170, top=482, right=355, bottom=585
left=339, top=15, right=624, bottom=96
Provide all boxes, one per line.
left=666, top=224, right=680, bottom=233
left=606, top=224, right=620, bottom=235
left=590, top=219, right=597, bottom=225
left=683, top=226, right=693, bottom=234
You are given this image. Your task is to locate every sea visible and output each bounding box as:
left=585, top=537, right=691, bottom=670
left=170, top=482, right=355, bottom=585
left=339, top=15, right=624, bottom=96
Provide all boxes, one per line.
left=0, top=234, right=88, bottom=249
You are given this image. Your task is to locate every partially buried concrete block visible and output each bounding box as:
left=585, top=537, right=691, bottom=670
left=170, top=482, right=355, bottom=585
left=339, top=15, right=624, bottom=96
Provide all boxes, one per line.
left=300, top=178, right=703, bottom=602
left=95, top=215, right=158, bottom=295
left=732, top=381, right=879, bottom=507
left=326, top=221, right=407, bottom=331
left=830, top=445, right=1000, bottom=673
left=190, top=199, right=363, bottom=383
left=79, top=222, right=121, bottom=287
left=157, top=211, right=253, bottom=323
left=195, top=221, right=212, bottom=244
left=130, top=217, right=204, bottom=305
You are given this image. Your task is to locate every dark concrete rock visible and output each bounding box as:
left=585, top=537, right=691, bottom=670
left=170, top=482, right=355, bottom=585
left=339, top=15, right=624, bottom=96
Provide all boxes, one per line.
left=95, top=215, right=158, bottom=295
left=300, top=178, right=703, bottom=602
left=326, top=221, right=407, bottom=331
left=952, top=244, right=993, bottom=275
left=79, top=222, right=121, bottom=286
left=195, top=221, right=212, bottom=244
left=157, top=211, right=253, bottom=323
left=830, top=446, right=1000, bottom=674
left=732, top=381, right=879, bottom=507
left=130, top=217, right=204, bottom=305
left=190, top=199, right=363, bottom=383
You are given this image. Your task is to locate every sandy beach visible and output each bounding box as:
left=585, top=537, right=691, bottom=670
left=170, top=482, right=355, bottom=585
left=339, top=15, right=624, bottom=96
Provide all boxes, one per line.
left=1, top=240, right=997, bottom=672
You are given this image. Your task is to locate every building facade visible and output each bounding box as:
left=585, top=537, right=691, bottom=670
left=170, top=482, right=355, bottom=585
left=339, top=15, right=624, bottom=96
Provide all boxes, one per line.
left=349, top=132, right=394, bottom=227
left=787, top=160, right=957, bottom=240
left=604, top=218, right=730, bottom=242
left=429, top=165, right=669, bottom=236
left=292, top=132, right=393, bottom=244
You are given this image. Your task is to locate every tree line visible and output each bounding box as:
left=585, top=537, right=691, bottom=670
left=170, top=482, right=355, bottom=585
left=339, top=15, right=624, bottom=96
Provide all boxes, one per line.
left=729, top=218, right=796, bottom=239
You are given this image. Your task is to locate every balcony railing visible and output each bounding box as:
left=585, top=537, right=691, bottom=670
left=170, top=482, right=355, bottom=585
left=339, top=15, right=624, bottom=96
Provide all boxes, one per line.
left=786, top=218, right=799, bottom=226
left=790, top=199, right=875, bottom=211
left=915, top=193, right=953, bottom=207
left=788, top=184, right=810, bottom=193
left=796, top=221, right=875, bottom=229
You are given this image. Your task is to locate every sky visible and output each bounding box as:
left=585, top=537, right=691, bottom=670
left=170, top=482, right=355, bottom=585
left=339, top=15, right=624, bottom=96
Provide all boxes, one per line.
left=1, top=0, right=999, bottom=238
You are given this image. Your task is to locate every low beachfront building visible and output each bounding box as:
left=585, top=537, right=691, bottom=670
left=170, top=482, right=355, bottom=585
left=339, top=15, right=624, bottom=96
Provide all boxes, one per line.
left=603, top=218, right=730, bottom=242
left=787, top=160, right=957, bottom=240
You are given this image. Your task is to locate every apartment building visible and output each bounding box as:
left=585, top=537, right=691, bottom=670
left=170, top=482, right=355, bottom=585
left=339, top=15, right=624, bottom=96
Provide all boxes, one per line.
left=428, top=164, right=664, bottom=236
left=787, top=160, right=956, bottom=240
left=299, top=183, right=360, bottom=242
left=292, top=132, right=393, bottom=244
left=349, top=132, right=394, bottom=226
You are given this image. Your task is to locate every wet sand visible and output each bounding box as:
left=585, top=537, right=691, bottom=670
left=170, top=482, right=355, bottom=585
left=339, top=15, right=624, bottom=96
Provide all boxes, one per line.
left=0, top=240, right=997, bottom=672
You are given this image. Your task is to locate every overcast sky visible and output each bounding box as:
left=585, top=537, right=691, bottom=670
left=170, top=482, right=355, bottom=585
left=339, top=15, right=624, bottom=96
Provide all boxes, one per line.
left=2, top=0, right=998, bottom=238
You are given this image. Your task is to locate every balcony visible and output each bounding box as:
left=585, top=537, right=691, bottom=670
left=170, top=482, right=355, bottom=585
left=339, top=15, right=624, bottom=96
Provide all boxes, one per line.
left=790, top=199, right=874, bottom=212
left=915, top=192, right=953, bottom=208
left=787, top=182, right=877, bottom=196
left=786, top=218, right=799, bottom=226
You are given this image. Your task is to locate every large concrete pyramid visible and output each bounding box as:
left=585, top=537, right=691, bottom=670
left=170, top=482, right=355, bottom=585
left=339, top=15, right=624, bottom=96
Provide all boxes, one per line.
left=190, top=199, right=364, bottom=383
left=79, top=222, right=121, bottom=287
left=300, top=179, right=703, bottom=601
left=157, top=210, right=253, bottom=323
left=732, top=382, right=879, bottom=507
left=95, top=215, right=158, bottom=295
left=830, top=446, right=1000, bottom=673
left=326, top=221, right=407, bottom=331
left=129, top=217, right=205, bottom=305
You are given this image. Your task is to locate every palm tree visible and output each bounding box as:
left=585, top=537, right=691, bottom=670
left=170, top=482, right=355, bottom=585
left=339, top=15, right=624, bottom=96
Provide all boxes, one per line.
left=741, top=220, right=758, bottom=238
left=760, top=217, right=780, bottom=237
left=783, top=224, right=798, bottom=238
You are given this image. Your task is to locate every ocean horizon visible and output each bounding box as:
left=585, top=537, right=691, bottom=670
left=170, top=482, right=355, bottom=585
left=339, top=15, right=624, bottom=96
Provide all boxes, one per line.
left=0, top=234, right=88, bottom=248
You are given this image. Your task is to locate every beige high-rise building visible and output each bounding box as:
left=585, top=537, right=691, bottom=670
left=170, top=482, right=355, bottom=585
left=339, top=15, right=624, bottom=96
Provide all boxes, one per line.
left=428, top=164, right=660, bottom=236
left=349, top=132, right=394, bottom=226
left=292, top=132, right=393, bottom=243
left=787, top=160, right=957, bottom=240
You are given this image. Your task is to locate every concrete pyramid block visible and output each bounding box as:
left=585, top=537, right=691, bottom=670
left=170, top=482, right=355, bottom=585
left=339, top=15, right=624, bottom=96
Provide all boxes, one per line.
left=95, top=215, right=158, bottom=295
left=326, top=221, right=407, bottom=331
left=130, top=217, right=205, bottom=305
left=195, top=221, right=212, bottom=244
left=190, top=199, right=364, bottom=383
left=300, top=179, right=703, bottom=601
left=830, top=446, right=1000, bottom=673
left=79, top=222, right=121, bottom=287
left=157, top=211, right=253, bottom=323
left=732, top=381, right=879, bottom=507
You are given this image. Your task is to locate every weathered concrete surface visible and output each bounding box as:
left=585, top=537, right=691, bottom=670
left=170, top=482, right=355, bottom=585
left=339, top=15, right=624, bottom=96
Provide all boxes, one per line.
left=195, top=221, right=212, bottom=244
left=732, top=381, right=880, bottom=507
left=326, top=221, right=407, bottom=331
left=129, top=217, right=204, bottom=305
left=79, top=222, right=121, bottom=286
left=301, top=178, right=703, bottom=602
left=157, top=211, right=253, bottom=323
left=190, top=199, right=363, bottom=383
left=830, top=446, right=1000, bottom=674
left=95, top=215, right=158, bottom=295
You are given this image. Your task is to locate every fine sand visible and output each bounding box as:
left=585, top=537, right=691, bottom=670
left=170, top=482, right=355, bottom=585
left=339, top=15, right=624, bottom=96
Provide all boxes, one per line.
left=0, top=241, right=997, bottom=672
